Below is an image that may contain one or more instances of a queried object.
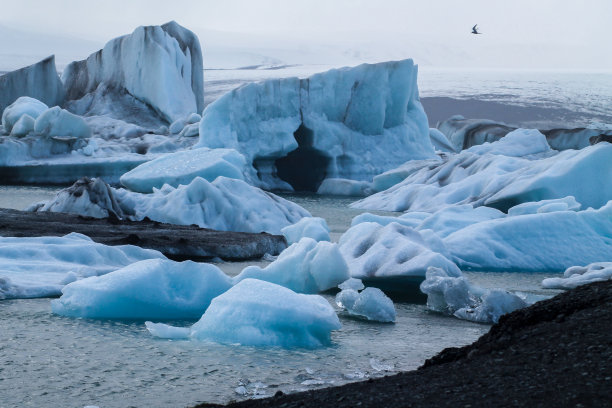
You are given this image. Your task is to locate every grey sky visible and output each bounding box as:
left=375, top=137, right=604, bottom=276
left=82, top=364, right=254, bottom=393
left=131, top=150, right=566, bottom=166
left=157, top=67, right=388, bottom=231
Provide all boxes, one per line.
left=1, top=0, right=610, bottom=70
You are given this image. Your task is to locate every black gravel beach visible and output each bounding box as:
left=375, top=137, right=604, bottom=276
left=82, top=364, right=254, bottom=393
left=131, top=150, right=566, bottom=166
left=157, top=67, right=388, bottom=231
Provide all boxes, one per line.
left=195, top=280, right=612, bottom=408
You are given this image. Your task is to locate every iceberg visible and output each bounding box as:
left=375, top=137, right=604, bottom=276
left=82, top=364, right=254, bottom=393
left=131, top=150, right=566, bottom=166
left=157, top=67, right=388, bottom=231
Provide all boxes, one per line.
left=189, top=279, right=341, bottom=348
left=234, top=238, right=349, bottom=293
left=52, top=259, right=232, bottom=319
left=0, top=233, right=165, bottom=299
left=31, top=176, right=310, bottom=234
left=197, top=59, right=434, bottom=191
left=354, top=131, right=612, bottom=213
left=0, top=56, right=65, bottom=115
left=542, top=262, right=612, bottom=290
left=120, top=148, right=248, bottom=193
left=62, top=21, right=203, bottom=126
left=336, top=287, right=396, bottom=323
left=281, top=217, right=330, bottom=245
left=1, top=96, right=49, bottom=134
left=33, top=106, right=91, bottom=139
left=420, top=267, right=527, bottom=324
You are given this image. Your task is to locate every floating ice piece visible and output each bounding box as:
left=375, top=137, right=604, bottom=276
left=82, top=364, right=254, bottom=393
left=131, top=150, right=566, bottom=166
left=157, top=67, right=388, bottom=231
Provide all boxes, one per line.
left=338, top=278, right=365, bottom=291
left=339, top=221, right=461, bottom=280
left=316, top=178, right=372, bottom=197
left=197, top=59, right=433, bottom=190
left=0, top=233, right=165, bottom=300
left=444, top=201, right=612, bottom=272
left=0, top=56, right=64, bottom=117
left=62, top=21, right=203, bottom=125
left=336, top=287, right=396, bottom=322
left=145, top=322, right=191, bottom=339
left=420, top=267, right=527, bottom=324
left=507, top=196, right=581, bottom=216
left=120, top=148, right=248, bottom=193
left=234, top=238, right=349, bottom=293
left=188, top=279, right=341, bottom=348
left=1, top=96, right=49, bottom=134
left=31, top=176, right=310, bottom=234
left=354, top=137, right=612, bottom=213
left=52, top=259, right=232, bottom=319
left=466, top=128, right=551, bottom=157
left=34, top=106, right=91, bottom=139
left=541, top=262, right=612, bottom=289
left=10, top=114, right=35, bottom=137
left=281, top=217, right=330, bottom=245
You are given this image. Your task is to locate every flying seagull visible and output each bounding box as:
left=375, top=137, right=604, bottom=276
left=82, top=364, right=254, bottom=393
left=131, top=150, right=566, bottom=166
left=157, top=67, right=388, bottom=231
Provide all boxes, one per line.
left=472, top=24, right=482, bottom=34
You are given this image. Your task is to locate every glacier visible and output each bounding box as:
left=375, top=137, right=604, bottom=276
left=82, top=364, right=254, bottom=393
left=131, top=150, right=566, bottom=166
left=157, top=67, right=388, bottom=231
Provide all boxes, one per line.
left=234, top=238, right=349, bottom=293
left=62, top=21, right=203, bottom=126
left=30, top=176, right=311, bottom=234
left=197, top=59, right=434, bottom=191
left=52, top=259, right=232, bottom=319
left=541, top=262, right=612, bottom=290
left=420, top=267, right=527, bottom=324
left=0, top=56, right=65, bottom=115
left=0, top=233, right=165, bottom=300
left=354, top=130, right=612, bottom=213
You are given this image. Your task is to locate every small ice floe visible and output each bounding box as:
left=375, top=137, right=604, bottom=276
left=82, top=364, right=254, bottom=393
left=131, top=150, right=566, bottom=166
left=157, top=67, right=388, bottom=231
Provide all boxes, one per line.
left=420, top=267, right=527, bottom=324
left=336, top=282, right=396, bottom=323
left=281, top=217, right=330, bottom=245
left=542, top=262, right=612, bottom=289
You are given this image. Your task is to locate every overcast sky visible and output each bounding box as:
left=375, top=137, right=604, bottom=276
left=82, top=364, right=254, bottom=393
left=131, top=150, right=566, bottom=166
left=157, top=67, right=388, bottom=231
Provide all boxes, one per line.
left=1, top=0, right=610, bottom=70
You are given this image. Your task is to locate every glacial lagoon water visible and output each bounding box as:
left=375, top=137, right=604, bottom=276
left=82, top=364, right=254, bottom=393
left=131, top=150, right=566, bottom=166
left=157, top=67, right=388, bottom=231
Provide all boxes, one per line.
left=0, top=187, right=562, bottom=408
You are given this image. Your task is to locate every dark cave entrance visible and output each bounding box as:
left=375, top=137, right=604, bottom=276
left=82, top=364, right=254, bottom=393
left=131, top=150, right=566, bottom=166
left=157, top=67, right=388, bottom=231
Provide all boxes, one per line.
left=275, top=124, right=330, bottom=192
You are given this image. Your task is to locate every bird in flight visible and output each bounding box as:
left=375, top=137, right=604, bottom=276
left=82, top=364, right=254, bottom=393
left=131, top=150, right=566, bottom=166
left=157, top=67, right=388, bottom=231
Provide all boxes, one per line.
left=472, top=24, right=482, bottom=34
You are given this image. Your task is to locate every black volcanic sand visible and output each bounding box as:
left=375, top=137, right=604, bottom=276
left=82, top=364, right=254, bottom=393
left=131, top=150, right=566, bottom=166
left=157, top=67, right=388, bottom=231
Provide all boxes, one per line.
left=195, top=280, right=611, bottom=408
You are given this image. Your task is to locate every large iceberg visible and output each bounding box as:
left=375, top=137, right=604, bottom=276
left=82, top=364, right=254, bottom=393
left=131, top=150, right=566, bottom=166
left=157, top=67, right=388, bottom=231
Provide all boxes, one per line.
left=62, top=21, right=203, bottom=126
left=119, top=148, right=249, bottom=193
left=0, top=56, right=65, bottom=115
left=0, top=233, right=165, bottom=299
left=542, top=262, right=612, bottom=290
left=30, top=176, right=310, bottom=234
left=189, top=279, right=341, bottom=348
left=234, top=238, right=349, bottom=293
left=354, top=130, right=612, bottom=213
left=52, top=259, right=232, bottom=319
left=420, top=267, right=527, bottom=324
left=197, top=59, right=434, bottom=191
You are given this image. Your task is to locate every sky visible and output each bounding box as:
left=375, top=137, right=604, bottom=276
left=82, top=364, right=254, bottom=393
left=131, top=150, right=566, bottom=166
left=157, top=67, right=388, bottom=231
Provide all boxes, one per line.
left=1, top=0, right=611, bottom=70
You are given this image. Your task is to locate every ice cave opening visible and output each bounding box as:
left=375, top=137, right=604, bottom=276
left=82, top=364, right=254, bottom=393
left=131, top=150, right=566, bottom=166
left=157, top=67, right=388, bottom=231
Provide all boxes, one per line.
left=275, top=124, right=330, bottom=192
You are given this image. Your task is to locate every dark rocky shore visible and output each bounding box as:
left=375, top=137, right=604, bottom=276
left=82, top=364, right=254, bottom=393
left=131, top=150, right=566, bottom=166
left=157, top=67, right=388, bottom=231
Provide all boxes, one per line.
left=195, top=280, right=611, bottom=408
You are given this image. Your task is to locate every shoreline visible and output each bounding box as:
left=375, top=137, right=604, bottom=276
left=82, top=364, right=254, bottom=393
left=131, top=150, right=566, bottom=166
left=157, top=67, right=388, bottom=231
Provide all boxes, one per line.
left=194, top=280, right=611, bottom=408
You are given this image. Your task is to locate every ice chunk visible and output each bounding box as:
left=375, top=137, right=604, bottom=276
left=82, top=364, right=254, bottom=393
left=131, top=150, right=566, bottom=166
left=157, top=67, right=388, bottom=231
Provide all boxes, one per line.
left=0, top=233, right=165, bottom=300
left=9, top=114, right=35, bottom=137
left=338, top=278, right=365, bottom=291
left=336, top=287, right=396, bottom=322
left=234, top=238, right=349, bottom=293
left=189, top=279, right=341, bottom=348
left=52, top=259, right=232, bottom=319
left=0, top=56, right=64, bottom=117
left=316, top=178, right=372, bottom=197
left=354, top=138, right=612, bottom=213
left=1, top=96, right=48, bottom=133
left=34, top=106, right=91, bottom=139
left=281, top=217, right=330, bottom=245
left=507, top=196, right=581, bottom=216
left=145, top=322, right=191, bottom=339
left=31, top=176, right=310, bottom=234
left=466, top=128, right=552, bottom=157
left=415, top=205, right=505, bottom=238
left=62, top=21, right=203, bottom=125
left=429, top=128, right=456, bottom=153
left=338, top=221, right=461, bottom=280
left=542, top=262, right=612, bottom=289
left=197, top=59, right=433, bottom=190
left=420, top=267, right=527, bottom=324
left=120, top=148, right=248, bottom=193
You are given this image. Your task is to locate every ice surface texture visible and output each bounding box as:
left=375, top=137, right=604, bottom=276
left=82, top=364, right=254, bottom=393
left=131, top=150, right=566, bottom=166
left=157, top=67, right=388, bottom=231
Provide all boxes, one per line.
left=542, top=262, right=612, bottom=289
left=32, top=176, right=310, bottom=234
left=234, top=238, right=348, bottom=293
left=52, top=259, right=232, bottom=319
left=420, top=267, right=527, bottom=324
left=62, top=21, right=203, bottom=125
left=0, top=233, right=165, bottom=300
left=0, top=56, right=65, bottom=115
left=354, top=130, right=612, bottom=213
left=197, top=59, right=433, bottom=190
